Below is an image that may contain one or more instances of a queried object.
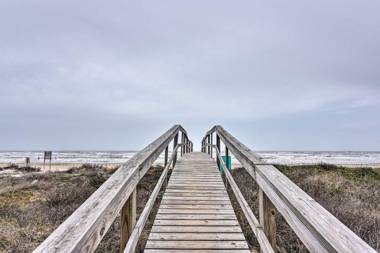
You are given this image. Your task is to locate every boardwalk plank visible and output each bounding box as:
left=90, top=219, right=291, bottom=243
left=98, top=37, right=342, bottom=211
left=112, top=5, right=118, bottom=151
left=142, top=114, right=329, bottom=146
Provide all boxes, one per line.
left=151, top=226, right=243, bottom=233
left=144, top=152, right=249, bottom=252
left=148, top=233, right=245, bottom=240
left=145, top=250, right=250, bottom=253
left=145, top=241, right=249, bottom=249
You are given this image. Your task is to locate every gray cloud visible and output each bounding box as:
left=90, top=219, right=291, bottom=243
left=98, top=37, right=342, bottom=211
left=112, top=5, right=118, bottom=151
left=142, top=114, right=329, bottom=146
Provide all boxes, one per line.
left=1, top=0, right=379, bottom=150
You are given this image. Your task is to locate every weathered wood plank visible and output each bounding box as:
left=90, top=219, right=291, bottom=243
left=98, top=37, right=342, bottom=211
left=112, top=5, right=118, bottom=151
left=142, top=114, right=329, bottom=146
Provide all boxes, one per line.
left=145, top=240, right=249, bottom=249
left=167, top=186, right=226, bottom=190
left=120, top=189, right=136, bottom=253
left=164, top=195, right=227, bottom=199
left=151, top=226, right=243, bottom=233
left=167, top=184, right=224, bottom=187
left=148, top=232, right=245, bottom=241
left=164, top=192, right=226, bottom=196
left=170, top=174, right=220, bottom=177
left=169, top=179, right=222, bottom=182
left=145, top=152, right=249, bottom=252
left=163, top=196, right=229, bottom=201
left=153, top=219, right=240, bottom=226
left=214, top=147, right=275, bottom=253
left=145, top=250, right=250, bottom=253
left=123, top=144, right=181, bottom=253
left=34, top=125, right=185, bottom=253
left=158, top=209, right=235, bottom=214
left=161, top=200, right=231, bottom=205
left=165, top=190, right=227, bottom=194
left=214, top=125, right=377, bottom=253
left=160, top=204, right=233, bottom=209
left=155, top=214, right=237, bottom=220
left=259, top=188, right=277, bottom=250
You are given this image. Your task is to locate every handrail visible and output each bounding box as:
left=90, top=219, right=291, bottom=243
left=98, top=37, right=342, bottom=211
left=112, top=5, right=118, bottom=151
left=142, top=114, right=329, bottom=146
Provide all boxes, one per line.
left=34, top=125, right=192, bottom=253
left=123, top=143, right=181, bottom=252
left=202, top=125, right=376, bottom=253
left=213, top=144, right=275, bottom=253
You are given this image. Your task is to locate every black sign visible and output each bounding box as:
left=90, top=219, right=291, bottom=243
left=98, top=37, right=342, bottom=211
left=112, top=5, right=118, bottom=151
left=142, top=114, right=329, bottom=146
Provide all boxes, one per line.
left=44, top=151, right=52, bottom=160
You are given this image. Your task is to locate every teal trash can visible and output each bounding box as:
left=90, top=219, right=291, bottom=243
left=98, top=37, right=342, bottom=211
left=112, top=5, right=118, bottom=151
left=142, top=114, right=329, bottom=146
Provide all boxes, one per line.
left=220, top=155, right=231, bottom=171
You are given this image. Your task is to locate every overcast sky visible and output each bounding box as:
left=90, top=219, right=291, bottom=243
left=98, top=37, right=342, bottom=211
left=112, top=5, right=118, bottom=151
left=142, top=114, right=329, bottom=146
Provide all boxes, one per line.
left=0, top=0, right=379, bottom=151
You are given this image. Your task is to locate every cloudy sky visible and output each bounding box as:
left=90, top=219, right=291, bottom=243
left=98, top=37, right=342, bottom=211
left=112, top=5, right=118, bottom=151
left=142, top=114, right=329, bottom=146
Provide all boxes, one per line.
left=0, top=0, right=379, bottom=151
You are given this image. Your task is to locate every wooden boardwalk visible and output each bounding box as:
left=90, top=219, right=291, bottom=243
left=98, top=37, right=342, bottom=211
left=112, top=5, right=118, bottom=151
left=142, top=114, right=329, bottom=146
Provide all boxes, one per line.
left=145, top=152, right=250, bottom=252
left=34, top=125, right=376, bottom=253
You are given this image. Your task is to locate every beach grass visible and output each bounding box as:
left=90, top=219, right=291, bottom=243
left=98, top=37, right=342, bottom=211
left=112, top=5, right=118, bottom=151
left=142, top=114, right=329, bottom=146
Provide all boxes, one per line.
left=230, top=164, right=380, bottom=252
left=0, top=164, right=378, bottom=252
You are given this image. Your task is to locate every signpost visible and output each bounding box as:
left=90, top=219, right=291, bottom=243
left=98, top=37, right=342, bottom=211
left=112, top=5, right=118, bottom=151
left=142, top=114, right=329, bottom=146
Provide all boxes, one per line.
left=25, top=157, right=30, bottom=167
left=44, top=151, right=52, bottom=171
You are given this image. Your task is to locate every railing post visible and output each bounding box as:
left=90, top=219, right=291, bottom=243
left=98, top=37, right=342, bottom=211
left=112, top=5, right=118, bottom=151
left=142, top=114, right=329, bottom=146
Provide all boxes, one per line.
left=216, top=134, right=220, bottom=168
left=225, top=146, right=230, bottom=170
left=205, top=136, right=207, bottom=154
left=164, top=146, right=168, bottom=166
left=207, top=135, right=211, bottom=155
left=210, top=133, right=213, bottom=158
left=173, top=133, right=178, bottom=167
left=259, top=188, right=277, bottom=251
left=120, top=189, right=136, bottom=253
left=181, top=132, right=184, bottom=156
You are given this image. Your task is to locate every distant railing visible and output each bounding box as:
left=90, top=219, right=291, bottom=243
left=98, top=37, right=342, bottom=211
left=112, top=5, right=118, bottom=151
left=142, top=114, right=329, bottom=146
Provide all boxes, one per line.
left=202, top=125, right=376, bottom=253
left=34, top=125, right=193, bottom=253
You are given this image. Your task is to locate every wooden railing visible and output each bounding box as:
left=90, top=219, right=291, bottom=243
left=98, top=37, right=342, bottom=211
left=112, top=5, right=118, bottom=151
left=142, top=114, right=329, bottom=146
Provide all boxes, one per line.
left=34, top=125, right=193, bottom=253
left=202, top=125, right=376, bottom=253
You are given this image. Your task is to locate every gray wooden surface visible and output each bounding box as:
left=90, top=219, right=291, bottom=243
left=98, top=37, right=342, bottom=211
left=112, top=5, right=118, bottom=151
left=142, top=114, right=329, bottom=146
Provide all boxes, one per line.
left=145, top=152, right=249, bottom=252
left=33, top=125, right=188, bottom=253
left=212, top=125, right=377, bottom=253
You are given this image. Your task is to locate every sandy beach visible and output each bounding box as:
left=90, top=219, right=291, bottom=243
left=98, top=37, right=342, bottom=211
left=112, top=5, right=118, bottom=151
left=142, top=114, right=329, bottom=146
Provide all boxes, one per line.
left=0, top=162, right=121, bottom=172
left=1, top=161, right=379, bottom=174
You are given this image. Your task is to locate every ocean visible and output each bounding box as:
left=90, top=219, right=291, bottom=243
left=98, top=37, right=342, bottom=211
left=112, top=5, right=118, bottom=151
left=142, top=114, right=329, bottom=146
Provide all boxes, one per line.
left=1, top=151, right=380, bottom=166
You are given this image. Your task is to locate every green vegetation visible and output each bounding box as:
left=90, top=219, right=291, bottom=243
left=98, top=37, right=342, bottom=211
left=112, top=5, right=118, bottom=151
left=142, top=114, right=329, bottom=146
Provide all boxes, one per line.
left=0, top=164, right=378, bottom=252
left=230, top=164, right=380, bottom=252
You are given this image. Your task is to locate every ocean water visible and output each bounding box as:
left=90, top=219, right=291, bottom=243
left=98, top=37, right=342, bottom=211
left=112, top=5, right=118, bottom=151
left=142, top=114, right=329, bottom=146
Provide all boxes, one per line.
left=257, top=151, right=380, bottom=165
left=0, top=151, right=379, bottom=166
left=0, top=151, right=139, bottom=164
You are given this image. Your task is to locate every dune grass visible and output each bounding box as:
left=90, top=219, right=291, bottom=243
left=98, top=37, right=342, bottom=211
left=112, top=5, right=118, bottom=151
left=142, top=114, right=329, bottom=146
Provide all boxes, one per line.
left=229, top=164, right=380, bottom=252
left=0, top=164, right=378, bottom=252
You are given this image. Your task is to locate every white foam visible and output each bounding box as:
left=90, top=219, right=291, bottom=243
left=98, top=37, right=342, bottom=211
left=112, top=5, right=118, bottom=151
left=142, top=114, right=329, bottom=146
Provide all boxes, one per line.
left=0, top=151, right=379, bottom=166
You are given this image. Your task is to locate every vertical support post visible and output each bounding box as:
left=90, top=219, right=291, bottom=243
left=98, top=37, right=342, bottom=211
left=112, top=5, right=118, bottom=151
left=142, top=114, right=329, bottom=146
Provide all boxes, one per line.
left=173, top=133, right=178, bottom=167
left=225, top=146, right=230, bottom=170
left=181, top=133, right=184, bottom=156
left=216, top=134, right=220, bottom=168
left=222, top=143, right=228, bottom=189
left=120, top=189, right=136, bottom=253
left=164, top=146, right=168, bottom=167
left=207, top=135, right=211, bottom=155
left=210, top=133, right=213, bottom=158
left=259, top=188, right=277, bottom=251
